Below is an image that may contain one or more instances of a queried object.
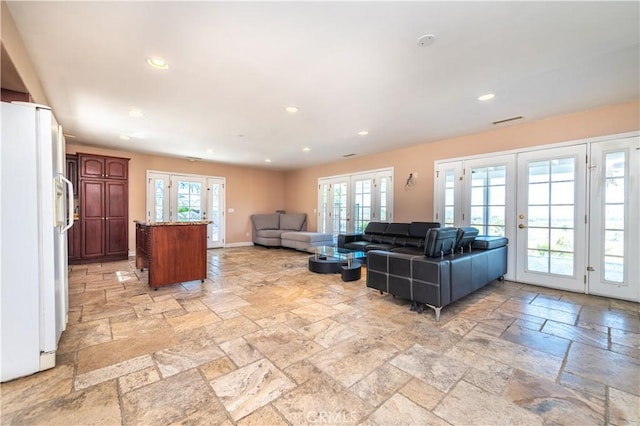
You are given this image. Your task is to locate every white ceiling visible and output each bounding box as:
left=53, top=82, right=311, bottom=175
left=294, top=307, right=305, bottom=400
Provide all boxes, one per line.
left=6, top=1, right=639, bottom=170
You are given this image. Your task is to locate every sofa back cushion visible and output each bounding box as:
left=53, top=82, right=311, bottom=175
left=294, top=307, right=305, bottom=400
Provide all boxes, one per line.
left=251, top=214, right=279, bottom=230
left=454, top=227, right=479, bottom=253
left=362, top=222, right=387, bottom=243
left=280, top=213, right=307, bottom=231
left=379, top=223, right=410, bottom=244
left=424, top=227, right=458, bottom=258
left=404, top=222, right=441, bottom=248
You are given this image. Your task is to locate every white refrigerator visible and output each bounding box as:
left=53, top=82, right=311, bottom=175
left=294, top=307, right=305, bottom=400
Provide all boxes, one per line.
left=1, top=101, right=73, bottom=382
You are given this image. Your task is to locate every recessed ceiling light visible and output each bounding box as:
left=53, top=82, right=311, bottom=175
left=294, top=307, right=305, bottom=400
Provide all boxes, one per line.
left=119, top=135, right=131, bottom=141
left=264, top=158, right=272, bottom=163
left=206, top=149, right=214, bottom=154
left=285, top=106, right=299, bottom=114
left=146, top=57, right=168, bottom=70
left=302, top=147, right=311, bottom=152
left=478, top=93, right=495, bottom=101
left=358, top=130, right=369, bottom=136
left=129, top=109, right=144, bottom=118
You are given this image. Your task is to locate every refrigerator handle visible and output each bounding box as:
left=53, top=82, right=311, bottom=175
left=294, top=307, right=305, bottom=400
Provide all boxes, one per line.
left=60, top=174, right=74, bottom=233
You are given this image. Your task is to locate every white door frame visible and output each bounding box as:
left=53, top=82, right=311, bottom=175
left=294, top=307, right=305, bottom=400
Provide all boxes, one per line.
left=588, top=136, right=639, bottom=301
left=146, top=170, right=226, bottom=248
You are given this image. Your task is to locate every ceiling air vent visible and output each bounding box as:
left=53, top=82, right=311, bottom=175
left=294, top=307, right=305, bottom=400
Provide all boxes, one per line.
left=343, top=153, right=356, bottom=158
left=493, top=116, right=523, bottom=125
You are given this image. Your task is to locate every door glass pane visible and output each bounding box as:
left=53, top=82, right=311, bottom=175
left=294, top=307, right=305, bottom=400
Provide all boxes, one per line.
left=603, top=151, right=626, bottom=282
left=177, top=180, right=202, bottom=221
left=154, top=179, right=165, bottom=221
left=444, top=170, right=456, bottom=227
left=210, top=184, right=220, bottom=241
left=526, top=158, right=576, bottom=276
left=379, top=178, right=388, bottom=221
left=333, top=183, right=348, bottom=234
left=354, top=179, right=373, bottom=233
left=470, top=166, right=506, bottom=236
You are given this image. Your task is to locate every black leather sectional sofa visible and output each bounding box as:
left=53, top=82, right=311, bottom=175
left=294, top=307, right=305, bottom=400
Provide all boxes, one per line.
left=338, top=221, right=441, bottom=254
left=366, top=226, right=508, bottom=321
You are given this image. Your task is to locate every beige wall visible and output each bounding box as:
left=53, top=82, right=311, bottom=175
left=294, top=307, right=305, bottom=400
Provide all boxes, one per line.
left=67, top=144, right=286, bottom=250
left=284, top=100, right=640, bottom=231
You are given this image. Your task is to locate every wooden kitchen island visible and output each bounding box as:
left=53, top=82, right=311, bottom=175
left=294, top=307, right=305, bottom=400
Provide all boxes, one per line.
left=135, top=220, right=210, bottom=289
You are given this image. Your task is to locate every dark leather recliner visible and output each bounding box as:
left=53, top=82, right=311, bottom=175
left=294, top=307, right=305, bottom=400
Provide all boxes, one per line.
left=366, top=227, right=507, bottom=321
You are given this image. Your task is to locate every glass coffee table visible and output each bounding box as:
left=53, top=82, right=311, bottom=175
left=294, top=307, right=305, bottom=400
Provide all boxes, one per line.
left=307, top=246, right=366, bottom=281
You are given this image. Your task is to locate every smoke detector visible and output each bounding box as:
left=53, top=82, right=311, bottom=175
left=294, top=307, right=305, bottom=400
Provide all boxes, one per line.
left=417, top=34, right=436, bottom=47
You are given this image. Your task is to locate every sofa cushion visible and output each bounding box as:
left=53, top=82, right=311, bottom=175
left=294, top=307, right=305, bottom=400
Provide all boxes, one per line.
left=424, top=227, right=458, bottom=258
left=251, top=214, right=279, bottom=230
left=280, top=213, right=307, bottom=231
left=256, top=229, right=286, bottom=238
left=454, top=227, right=479, bottom=253
left=409, top=222, right=440, bottom=238
left=472, top=236, right=508, bottom=250
left=363, top=222, right=389, bottom=235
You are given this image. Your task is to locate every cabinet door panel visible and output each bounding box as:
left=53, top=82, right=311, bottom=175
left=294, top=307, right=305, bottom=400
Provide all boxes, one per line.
left=106, top=218, right=127, bottom=256
left=79, top=155, right=105, bottom=178
left=106, top=181, right=127, bottom=217
left=105, top=158, right=128, bottom=180
left=81, top=180, right=105, bottom=258
left=82, top=218, right=105, bottom=258
left=105, top=181, right=128, bottom=256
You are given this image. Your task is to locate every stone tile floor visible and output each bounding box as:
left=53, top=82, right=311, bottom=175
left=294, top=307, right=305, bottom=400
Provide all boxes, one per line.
left=1, top=246, right=639, bottom=425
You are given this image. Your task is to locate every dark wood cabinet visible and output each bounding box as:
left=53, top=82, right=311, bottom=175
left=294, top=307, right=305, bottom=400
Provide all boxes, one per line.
left=66, top=154, right=80, bottom=260
left=66, top=154, right=78, bottom=196
left=79, top=154, right=128, bottom=180
left=71, top=153, right=129, bottom=264
left=135, top=222, right=208, bottom=289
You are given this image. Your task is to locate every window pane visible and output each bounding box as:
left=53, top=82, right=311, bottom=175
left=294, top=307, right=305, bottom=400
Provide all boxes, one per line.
left=605, top=178, right=625, bottom=203
left=550, top=181, right=574, bottom=204
left=551, top=158, right=574, bottom=181
left=488, top=167, right=506, bottom=185
left=550, top=206, right=574, bottom=228
left=471, top=187, right=484, bottom=206
left=471, top=168, right=487, bottom=186
left=488, top=206, right=505, bottom=226
left=550, top=251, right=573, bottom=276
left=528, top=206, right=549, bottom=227
left=528, top=228, right=549, bottom=251
left=529, top=161, right=549, bottom=183
left=604, top=256, right=624, bottom=283
left=605, top=230, right=624, bottom=257
left=605, top=204, right=624, bottom=229
left=529, top=183, right=549, bottom=205
left=550, top=228, right=574, bottom=252
left=488, top=186, right=505, bottom=205
left=528, top=249, right=548, bottom=273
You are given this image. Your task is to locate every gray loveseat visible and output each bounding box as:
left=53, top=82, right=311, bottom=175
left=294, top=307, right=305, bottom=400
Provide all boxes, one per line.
left=250, top=213, right=307, bottom=247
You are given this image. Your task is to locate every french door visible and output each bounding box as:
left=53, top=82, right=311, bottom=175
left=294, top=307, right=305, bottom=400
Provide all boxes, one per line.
left=206, top=178, right=225, bottom=248
left=515, top=146, right=587, bottom=292
left=588, top=137, right=639, bottom=300
left=434, top=135, right=639, bottom=301
left=146, top=171, right=226, bottom=249
left=318, top=168, right=393, bottom=236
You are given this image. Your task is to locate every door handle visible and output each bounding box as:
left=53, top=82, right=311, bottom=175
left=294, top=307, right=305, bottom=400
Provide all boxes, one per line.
left=518, top=224, right=527, bottom=229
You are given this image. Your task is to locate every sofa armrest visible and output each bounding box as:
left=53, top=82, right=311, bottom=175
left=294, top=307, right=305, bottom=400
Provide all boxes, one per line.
left=338, top=233, right=363, bottom=248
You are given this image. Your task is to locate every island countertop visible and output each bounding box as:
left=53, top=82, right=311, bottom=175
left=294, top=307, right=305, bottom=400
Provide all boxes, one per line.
left=134, top=220, right=212, bottom=226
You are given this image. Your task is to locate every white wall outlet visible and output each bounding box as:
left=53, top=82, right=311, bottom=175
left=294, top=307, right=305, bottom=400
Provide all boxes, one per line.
left=228, top=208, right=235, bottom=213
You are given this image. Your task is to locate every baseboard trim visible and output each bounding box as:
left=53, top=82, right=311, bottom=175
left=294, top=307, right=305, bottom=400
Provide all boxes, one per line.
left=224, top=241, right=254, bottom=248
